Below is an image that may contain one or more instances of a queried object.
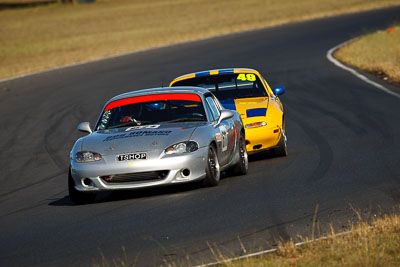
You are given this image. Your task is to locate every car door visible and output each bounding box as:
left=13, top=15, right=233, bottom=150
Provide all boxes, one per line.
left=205, top=95, right=235, bottom=166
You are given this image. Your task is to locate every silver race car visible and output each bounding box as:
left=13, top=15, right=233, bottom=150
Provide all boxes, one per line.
left=69, top=87, right=248, bottom=203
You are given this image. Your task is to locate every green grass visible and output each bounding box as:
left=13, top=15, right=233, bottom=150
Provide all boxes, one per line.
left=1, top=0, right=399, bottom=80
left=335, top=25, right=400, bottom=85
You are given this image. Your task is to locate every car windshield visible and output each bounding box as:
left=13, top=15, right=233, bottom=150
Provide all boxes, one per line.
left=172, top=73, right=267, bottom=100
left=96, top=93, right=207, bottom=130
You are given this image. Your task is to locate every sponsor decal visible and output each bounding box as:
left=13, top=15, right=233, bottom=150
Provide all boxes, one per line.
left=117, top=152, right=147, bottom=161
left=103, top=130, right=172, bottom=142
left=246, top=108, right=267, bottom=118
left=216, top=133, right=222, bottom=142
left=219, top=125, right=228, bottom=152
left=125, top=125, right=160, bottom=131
left=228, top=126, right=237, bottom=151
left=237, top=73, right=256, bottom=81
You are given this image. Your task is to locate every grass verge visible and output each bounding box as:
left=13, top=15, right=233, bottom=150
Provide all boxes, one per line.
left=221, top=213, right=400, bottom=266
left=93, top=212, right=400, bottom=266
left=0, top=0, right=55, bottom=3
left=334, top=25, right=400, bottom=86
left=1, top=0, right=400, bottom=80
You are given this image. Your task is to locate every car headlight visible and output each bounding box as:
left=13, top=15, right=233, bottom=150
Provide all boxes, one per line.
left=165, top=141, right=199, bottom=155
left=75, top=151, right=102, bottom=162
left=245, top=122, right=267, bottom=129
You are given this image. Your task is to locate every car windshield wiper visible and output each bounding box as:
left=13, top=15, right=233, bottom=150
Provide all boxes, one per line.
left=107, top=120, right=151, bottom=129
left=161, top=117, right=206, bottom=123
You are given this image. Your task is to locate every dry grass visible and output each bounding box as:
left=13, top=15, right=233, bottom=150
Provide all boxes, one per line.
left=1, top=0, right=399, bottom=80
left=227, top=213, right=400, bottom=267
left=94, top=212, right=400, bottom=266
left=335, top=25, right=400, bottom=85
left=0, top=0, right=55, bottom=3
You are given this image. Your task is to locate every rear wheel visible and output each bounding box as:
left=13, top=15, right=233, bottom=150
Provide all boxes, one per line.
left=68, top=169, right=96, bottom=204
left=231, top=133, right=248, bottom=175
left=203, top=145, right=220, bottom=186
left=273, top=121, right=288, bottom=157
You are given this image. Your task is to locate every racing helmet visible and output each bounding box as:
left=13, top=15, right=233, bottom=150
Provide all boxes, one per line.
left=146, top=101, right=166, bottom=111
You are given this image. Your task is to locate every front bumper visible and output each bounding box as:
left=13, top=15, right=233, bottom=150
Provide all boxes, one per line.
left=245, top=125, right=282, bottom=154
left=70, top=146, right=208, bottom=192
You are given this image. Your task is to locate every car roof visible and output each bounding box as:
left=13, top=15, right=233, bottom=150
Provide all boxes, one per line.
left=107, top=86, right=210, bottom=103
left=170, top=68, right=260, bottom=85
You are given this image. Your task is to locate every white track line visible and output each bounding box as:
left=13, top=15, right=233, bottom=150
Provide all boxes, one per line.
left=326, top=40, right=400, bottom=100
left=196, top=230, right=353, bottom=267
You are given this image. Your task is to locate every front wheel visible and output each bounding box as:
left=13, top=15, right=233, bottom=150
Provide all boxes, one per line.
left=230, top=133, right=248, bottom=175
left=68, top=169, right=96, bottom=204
left=203, top=145, right=220, bottom=186
left=273, top=128, right=288, bottom=157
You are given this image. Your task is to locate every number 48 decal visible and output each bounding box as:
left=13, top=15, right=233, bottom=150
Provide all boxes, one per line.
left=237, top=73, right=256, bottom=81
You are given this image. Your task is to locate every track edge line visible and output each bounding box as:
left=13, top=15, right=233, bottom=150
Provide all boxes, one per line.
left=195, top=229, right=356, bottom=267
left=326, top=39, right=400, bottom=100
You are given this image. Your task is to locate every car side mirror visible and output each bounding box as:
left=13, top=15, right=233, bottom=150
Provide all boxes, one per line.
left=273, top=86, right=285, bottom=96
left=77, top=122, right=92, bottom=134
left=215, top=110, right=234, bottom=127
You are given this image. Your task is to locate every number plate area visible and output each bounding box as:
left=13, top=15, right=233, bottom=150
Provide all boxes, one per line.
left=117, top=152, right=147, bottom=161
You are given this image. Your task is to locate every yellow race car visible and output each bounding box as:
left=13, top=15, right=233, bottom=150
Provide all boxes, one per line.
left=170, top=68, right=287, bottom=156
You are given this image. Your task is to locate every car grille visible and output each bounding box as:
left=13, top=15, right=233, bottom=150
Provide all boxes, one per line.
left=101, top=171, right=169, bottom=184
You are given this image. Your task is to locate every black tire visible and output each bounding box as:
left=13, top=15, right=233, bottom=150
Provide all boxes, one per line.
left=68, top=169, right=96, bottom=204
left=273, top=122, right=288, bottom=157
left=203, top=144, right=220, bottom=186
left=231, top=133, right=248, bottom=175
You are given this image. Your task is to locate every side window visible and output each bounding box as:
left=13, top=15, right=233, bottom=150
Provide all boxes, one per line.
left=263, top=78, right=274, bottom=97
left=204, top=100, right=215, bottom=121
left=206, top=96, right=220, bottom=121
left=211, top=95, right=223, bottom=111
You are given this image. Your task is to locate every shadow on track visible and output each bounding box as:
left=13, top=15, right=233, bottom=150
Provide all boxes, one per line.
left=248, top=149, right=278, bottom=162
left=48, top=180, right=210, bottom=206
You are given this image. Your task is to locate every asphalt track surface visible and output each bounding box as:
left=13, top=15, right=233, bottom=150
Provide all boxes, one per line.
left=1, top=7, right=400, bottom=267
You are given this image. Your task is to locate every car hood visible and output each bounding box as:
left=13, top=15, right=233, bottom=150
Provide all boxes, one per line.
left=220, top=97, right=269, bottom=119
left=79, top=122, right=204, bottom=156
